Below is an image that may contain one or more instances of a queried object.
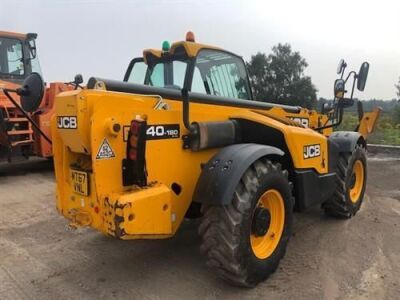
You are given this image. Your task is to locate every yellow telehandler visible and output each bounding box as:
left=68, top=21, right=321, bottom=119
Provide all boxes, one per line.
left=23, top=32, right=380, bottom=286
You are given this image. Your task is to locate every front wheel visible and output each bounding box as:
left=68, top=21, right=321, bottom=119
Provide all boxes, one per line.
left=322, top=145, right=367, bottom=218
left=199, top=159, right=293, bottom=287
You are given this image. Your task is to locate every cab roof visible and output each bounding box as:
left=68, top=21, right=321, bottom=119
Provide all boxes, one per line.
left=143, top=40, right=222, bottom=64
left=0, top=30, right=28, bottom=40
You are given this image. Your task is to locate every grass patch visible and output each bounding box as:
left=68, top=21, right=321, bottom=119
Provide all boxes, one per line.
left=338, top=112, right=400, bottom=146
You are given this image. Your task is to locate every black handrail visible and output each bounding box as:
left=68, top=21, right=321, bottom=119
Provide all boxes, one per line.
left=87, top=77, right=302, bottom=114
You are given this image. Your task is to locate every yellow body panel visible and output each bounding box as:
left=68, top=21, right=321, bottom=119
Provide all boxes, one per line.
left=53, top=88, right=334, bottom=239
left=358, top=107, right=382, bottom=139
left=231, top=110, right=329, bottom=173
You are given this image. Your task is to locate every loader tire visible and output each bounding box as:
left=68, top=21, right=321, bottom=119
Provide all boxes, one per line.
left=322, top=145, right=367, bottom=218
left=198, top=159, right=293, bottom=287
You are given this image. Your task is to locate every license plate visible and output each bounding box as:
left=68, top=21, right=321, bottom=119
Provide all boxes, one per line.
left=70, top=170, right=89, bottom=196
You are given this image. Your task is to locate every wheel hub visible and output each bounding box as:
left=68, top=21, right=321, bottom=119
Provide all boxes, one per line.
left=250, top=189, right=285, bottom=259
left=252, top=207, right=271, bottom=237
left=350, top=173, right=356, bottom=188
left=349, top=160, right=365, bottom=203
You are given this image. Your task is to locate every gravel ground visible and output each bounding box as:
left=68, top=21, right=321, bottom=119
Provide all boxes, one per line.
left=0, top=154, right=399, bottom=300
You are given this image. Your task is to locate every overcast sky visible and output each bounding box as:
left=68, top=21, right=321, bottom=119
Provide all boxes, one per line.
left=1, top=0, right=400, bottom=100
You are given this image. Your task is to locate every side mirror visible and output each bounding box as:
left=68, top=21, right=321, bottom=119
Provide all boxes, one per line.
left=334, top=79, right=345, bottom=99
left=357, top=62, right=369, bottom=91
left=337, top=59, right=347, bottom=75
left=74, top=74, right=83, bottom=85
left=17, top=73, right=45, bottom=112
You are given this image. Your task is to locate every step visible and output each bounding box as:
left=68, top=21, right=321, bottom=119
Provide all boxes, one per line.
left=7, top=130, right=33, bottom=136
left=5, top=117, right=29, bottom=122
left=11, top=139, right=34, bottom=147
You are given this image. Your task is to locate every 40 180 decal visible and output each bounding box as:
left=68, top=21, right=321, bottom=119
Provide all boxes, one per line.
left=123, top=124, right=180, bottom=141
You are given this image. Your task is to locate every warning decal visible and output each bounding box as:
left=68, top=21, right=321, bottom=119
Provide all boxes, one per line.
left=96, top=138, right=116, bottom=160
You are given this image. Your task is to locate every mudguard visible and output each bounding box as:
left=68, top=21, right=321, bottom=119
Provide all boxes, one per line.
left=193, top=143, right=284, bottom=205
left=329, top=131, right=366, bottom=153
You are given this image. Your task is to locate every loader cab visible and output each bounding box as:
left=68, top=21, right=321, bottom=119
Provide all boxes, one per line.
left=124, top=32, right=253, bottom=100
left=0, top=31, right=42, bottom=84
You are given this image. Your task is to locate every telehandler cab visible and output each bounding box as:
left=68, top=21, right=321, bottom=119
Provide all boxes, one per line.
left=26, top=32, right=379, bottom=286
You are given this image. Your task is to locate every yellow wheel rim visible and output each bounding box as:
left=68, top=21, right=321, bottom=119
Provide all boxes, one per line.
left=250, top=189, right=285, bottom=259
left=349, top=160, right=365, bottom=203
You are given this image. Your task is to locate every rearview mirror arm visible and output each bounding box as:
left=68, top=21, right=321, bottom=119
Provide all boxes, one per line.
left=357, top=101, right=364, bottom=122
left=350, top=73, right=357, bottom=99
left=344, top=71, right=356, bottom=84
left=343, top=71, right=357, bottom=100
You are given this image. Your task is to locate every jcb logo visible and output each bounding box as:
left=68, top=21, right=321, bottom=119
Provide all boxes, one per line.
left=289, top=117, right=309, bottom=127
left=57, top=116, right=77, bottom=129
left=303, top=144, right=321, bottom=159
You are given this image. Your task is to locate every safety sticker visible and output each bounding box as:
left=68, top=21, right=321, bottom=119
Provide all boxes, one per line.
left=96, top=138, right=115, bottom=160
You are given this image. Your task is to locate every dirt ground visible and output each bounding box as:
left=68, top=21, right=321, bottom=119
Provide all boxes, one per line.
left=0, top=153, right=399, bottom=300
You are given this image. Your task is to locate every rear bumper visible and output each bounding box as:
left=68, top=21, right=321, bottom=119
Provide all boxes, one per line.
left=60, top=183, right=173, bottom=239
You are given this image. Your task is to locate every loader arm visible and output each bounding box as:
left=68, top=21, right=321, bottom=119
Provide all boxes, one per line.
left=357, top=107, right=382, bottom=139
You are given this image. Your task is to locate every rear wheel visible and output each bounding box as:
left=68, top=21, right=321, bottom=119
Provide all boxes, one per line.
left=322, top=145, right=367, bottom=218
left=199, top=159, right=293, bottom=287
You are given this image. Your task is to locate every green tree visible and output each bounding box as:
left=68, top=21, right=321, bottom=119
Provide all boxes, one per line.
left=247, top=43, right=317, bottom=109
left=393, top=105, right=400, bottom=124
left=393, top=78, right=400, bottom=124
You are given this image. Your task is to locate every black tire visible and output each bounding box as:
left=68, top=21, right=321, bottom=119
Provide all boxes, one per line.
left=322, top=145, right=367, bottom=218
left=198, top=158, right=293, bottom=287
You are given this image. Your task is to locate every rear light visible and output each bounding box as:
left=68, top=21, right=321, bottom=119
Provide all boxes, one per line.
left=128, top=148, right=137, bottom=160
left=128, top=132, right=139, bottom=160
left=186, top=31, right=195, bottom=42
left=122, top=119, right=148, bottom=187
left=129, top=134, right=138, bottom=147
left=130, top=121, right=141, bottom=135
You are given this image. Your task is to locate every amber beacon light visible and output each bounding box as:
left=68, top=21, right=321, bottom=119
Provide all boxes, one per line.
left=185, top=31, right=195, bottom=42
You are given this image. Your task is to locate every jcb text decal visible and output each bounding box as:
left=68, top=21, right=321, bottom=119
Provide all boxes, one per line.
left=303, top=144, right=321, bottom=159
left=289, top=117, right=309, bottom=127
left=57, top=116, right=77, bottom=129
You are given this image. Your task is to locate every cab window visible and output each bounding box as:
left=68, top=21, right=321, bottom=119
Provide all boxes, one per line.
left=0, top=38, right=25, bottom=76
left=191, top=67, right=206, bottom=93
left=193, top=49, right=251, bottom=100
left=149, top=63, right=164, bottom=87
left=126, top=60, right=147, bottom=84
left=127, top=58, right=188, bottom=90
left=148, top=60, right=187, bottom=89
